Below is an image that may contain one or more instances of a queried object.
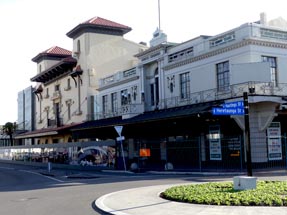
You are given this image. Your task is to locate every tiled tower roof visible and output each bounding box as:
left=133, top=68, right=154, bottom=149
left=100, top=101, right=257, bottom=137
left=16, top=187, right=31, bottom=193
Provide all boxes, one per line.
left=32, top=46, right=72, bottom=63
left=66, top=16, right=132, bottom=38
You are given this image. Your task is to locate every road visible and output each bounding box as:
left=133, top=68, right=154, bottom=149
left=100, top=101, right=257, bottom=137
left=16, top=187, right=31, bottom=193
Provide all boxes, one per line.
left=1, top=163, right=287, bottom=215
left=0, top=163, right=232, bottom=215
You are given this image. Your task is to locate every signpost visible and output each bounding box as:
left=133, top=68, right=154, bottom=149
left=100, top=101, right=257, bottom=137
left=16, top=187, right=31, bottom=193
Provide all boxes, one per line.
left=212, top=101, right=244, bottom=116
left=212, top=96, right=252, bottom=176
left=243, top=92, right=252, bottom=176
left=114, top=126, right=127, bottom=171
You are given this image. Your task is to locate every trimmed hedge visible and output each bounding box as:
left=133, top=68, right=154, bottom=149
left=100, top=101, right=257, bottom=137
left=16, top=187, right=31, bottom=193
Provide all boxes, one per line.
left=161, top=181, right=287, bottom=206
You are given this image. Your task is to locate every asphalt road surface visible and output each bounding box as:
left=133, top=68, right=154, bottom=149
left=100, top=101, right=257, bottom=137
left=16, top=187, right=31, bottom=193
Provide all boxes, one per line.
left=0, top=163, right=231, bottom=215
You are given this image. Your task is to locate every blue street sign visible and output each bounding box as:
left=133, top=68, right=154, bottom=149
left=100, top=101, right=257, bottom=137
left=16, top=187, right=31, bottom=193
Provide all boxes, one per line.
left=222, top=101, right=244, bottom=109
left=212, top=107, right=245, bottom=115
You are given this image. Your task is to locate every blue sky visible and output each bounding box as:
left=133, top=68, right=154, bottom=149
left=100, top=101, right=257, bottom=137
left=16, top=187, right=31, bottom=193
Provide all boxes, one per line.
left=0, top=0, right=286, bottom=125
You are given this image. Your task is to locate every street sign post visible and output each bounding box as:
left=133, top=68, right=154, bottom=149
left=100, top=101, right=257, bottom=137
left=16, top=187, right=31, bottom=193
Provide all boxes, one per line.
left=243, top=92, right=252, bottom=176
left=212, top=97, right=252, bottom=176
left=212, top=107, right=245, bottom=115
left=222, top=101, right=244, bottom=109
left=212, top=100, right=244, bottom=116
left=114, top=126, right=126, bottom=171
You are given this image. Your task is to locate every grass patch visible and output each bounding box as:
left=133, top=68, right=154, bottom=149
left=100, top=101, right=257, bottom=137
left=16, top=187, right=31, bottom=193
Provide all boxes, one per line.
left=160, top=181, right=287, bottom=206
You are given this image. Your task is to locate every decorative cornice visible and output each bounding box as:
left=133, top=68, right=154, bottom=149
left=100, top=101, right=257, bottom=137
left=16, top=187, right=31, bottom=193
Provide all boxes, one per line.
left=163, top=39, right=287, bottom=71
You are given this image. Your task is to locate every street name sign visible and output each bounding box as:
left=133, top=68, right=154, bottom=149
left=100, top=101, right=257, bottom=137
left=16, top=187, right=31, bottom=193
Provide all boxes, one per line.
left=212, top=107, right=245, bottom=115
left=222, top=101, right=244, bottom=109
left=212, top=100, right=244, bottom=116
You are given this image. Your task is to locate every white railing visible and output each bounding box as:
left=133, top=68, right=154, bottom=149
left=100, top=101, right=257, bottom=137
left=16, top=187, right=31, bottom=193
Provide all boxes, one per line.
left=88, top=81, right=287, bottom=121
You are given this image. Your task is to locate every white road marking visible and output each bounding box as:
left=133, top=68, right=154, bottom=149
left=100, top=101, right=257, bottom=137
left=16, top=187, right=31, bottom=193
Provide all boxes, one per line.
left=19, top=170, right=64, bottom=183
left=0, top=167, right=14, bottom=170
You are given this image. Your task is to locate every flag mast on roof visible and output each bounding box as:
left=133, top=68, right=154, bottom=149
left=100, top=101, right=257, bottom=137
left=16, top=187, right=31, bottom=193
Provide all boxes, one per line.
left=150, top=0, right=167, bottom=47
left=158, top=0, right=161, bottom=30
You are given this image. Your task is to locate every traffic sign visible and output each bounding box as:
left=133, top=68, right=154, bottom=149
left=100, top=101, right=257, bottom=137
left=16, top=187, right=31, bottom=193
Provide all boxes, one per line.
left=212, top=107, right=245, bottom=115
left=114, top=126, right=123, bottom=136
left=222, top=101, right=244, bottom=109
left=116, top=136, right=125, bottom=141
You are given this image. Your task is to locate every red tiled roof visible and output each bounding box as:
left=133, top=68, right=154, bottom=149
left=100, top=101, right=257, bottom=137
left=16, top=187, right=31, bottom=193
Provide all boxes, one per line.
left=32, top=46, right=72, bottom=63
left=66, top=16, right=132, bottom=38
left=83, top=16, right=131, bottom=30
left=42, top=46, right=72, bottom=55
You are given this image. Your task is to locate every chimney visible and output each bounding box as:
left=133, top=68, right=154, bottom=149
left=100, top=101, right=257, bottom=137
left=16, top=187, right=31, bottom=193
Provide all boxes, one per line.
left=260, top=12, right=267, bottom=25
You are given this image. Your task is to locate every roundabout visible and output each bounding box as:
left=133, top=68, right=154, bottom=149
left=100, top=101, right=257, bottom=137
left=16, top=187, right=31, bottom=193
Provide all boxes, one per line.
left=96, top=181, right=287, bottom=215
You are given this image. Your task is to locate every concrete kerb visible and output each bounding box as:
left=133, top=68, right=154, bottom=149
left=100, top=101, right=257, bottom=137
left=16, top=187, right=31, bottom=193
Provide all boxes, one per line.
left=95, top=182, right=287, bottom=215
left=146, top=171, right=245, bottom=176
left=96, top=192, right=129, bottom=215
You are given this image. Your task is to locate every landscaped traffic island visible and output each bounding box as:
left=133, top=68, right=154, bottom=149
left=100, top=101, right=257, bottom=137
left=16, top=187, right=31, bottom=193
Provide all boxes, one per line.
left=160, top=181, right=287, bottom=206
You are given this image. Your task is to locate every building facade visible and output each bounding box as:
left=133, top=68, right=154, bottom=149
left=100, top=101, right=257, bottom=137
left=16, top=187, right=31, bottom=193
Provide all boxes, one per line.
left=72, top=13, right=287, bottom=171
left=16, top=85, right=35, bottom=145
left=9, top=13, right=287, bottom=171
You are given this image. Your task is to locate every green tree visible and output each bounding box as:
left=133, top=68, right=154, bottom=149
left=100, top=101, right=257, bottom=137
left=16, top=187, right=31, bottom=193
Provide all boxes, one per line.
left=2, top=122, right=16, bottom=146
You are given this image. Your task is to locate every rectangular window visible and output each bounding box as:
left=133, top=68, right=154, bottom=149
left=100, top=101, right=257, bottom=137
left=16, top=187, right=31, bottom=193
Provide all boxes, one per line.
left=262, top=56, right=277, bottom=86
left=150, top=84, right=155, bottom=106
left=216, top=61, right=230, bottom=91
left=67, top=103, right=71, bottom=120
left=121, top=89, right=128, bottom=105
left=65, top=78, right=71, bottom=90
left=45, top=88, right=49, bottom=98
left=111, top=92, right=117, bottom=113
left=102, top=95, right=108, bottom=114
left=155, top=77, right=159, bottom=106
left=55, top=84, right=60, bottom=91
left=180, top=72, right=190, bottom=99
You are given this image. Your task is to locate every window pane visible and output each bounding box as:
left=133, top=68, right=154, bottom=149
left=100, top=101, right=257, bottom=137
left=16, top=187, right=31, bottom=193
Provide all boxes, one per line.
left=216, top=61, right=229, bottom=91
left=180, top=72, right=190, bottom=99
left=262, top=56, right=277, bottom=85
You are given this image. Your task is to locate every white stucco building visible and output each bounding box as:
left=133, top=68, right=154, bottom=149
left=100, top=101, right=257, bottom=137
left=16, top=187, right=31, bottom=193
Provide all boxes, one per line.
left=11, top=13, right=287, bottom=171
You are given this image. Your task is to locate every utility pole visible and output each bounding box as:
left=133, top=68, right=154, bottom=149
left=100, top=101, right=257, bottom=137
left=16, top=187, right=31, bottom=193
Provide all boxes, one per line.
left=243, top=92, right=252, bottom=176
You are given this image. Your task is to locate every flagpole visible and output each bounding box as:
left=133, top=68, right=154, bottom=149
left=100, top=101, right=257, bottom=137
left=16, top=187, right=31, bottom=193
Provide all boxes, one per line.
left=158, top=0, right=161, bottom=30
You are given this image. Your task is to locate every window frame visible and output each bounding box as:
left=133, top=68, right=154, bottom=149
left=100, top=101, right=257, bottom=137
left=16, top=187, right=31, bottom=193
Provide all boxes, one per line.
left=262, top=56, right=278, bottom=86
left=102, top=95, right=108, bottom=114
left=216, top=61, right=230, bottom=92
left=111, top=92, right=118, bottom=113
left=179, top=72, right=190, bottom=99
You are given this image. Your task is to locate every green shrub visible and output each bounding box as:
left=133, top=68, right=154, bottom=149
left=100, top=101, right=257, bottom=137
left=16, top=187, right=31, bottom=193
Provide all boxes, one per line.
left=161, top=181, right=287, bottom=206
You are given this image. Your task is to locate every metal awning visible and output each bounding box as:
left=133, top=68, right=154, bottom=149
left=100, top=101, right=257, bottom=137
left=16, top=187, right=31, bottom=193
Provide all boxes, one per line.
left=71, top=103, right=212, bottom=132
left=15, top=123, right=83, bottom=139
